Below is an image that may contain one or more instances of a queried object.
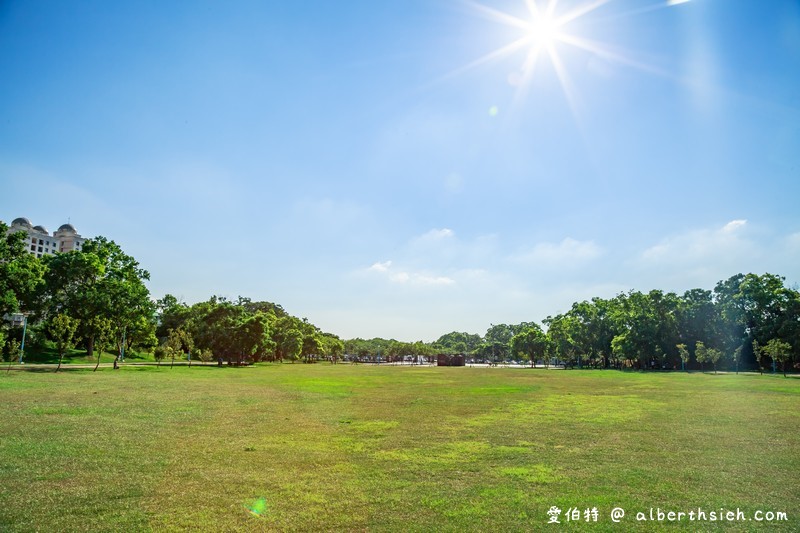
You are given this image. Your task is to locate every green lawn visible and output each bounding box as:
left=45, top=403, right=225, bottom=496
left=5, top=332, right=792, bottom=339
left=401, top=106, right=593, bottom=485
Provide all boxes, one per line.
left=1, top=365, right=797, bottom=531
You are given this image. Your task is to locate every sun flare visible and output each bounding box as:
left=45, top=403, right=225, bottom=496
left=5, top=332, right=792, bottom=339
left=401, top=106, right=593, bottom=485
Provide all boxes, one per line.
left=456, top=0, right=689, bottom=119
left=525, top=11, right=563, bottom=48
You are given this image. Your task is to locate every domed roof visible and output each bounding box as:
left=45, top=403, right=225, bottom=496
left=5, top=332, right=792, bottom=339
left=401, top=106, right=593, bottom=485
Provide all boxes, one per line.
left=11, top=217, right=32, bottom=228
left=57, top=223, right=77, bottom=233
left=33, top=225, right=48, bottom=234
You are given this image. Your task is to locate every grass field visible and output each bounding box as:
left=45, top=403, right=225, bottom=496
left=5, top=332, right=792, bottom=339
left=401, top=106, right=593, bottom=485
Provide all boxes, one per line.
left=1, top=365, right=798, bottom=531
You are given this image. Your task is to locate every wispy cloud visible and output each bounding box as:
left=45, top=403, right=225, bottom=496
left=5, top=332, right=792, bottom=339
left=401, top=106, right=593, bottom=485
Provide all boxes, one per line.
left=418, top=228, right=455, bottom=241
left=366, top=260, right=456, bottom=287
left=641, top=219, right=750, bottom=263
left=368, top=260, right=392, bottom=273
left=511, top=237, right=603, bottom=266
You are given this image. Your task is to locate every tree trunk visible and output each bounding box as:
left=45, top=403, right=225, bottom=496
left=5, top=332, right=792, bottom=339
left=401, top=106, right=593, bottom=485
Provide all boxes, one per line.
left=94, top=351, right=101, bottom=372
left=87, top=337, right=94, bottom=359
left=113, top=355, right=119, bottom=370
left=56, top=352, right=64, bottom=372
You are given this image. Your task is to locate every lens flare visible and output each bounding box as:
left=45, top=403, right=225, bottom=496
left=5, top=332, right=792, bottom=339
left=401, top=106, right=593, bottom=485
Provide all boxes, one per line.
left=245, top=497, right=267, bottom=518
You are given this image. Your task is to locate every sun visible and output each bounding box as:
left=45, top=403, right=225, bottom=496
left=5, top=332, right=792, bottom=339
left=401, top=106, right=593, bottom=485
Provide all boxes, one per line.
left=452, top=0, right=608, bottom=116
left=452, top=0, right=691, bottom=119
left=442, top=0, right=690, bottom=122
left=526, top=11, right=564, bottom=48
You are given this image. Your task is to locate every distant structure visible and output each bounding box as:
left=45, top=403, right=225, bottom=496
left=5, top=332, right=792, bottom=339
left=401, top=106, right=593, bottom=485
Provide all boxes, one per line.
left=437, top=354, right=465, bottom=367
left=7, top=217, right=86, bottom=258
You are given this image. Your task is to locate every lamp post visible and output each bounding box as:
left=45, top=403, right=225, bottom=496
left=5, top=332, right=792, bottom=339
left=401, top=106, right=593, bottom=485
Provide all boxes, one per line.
left=19, top=314, right=28, bottom=364
left=120, top=327, right=126, bottom=363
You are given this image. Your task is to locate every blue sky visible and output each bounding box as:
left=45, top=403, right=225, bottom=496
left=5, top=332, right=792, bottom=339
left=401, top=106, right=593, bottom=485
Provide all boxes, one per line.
left=2, top=0, right=799, bottom=341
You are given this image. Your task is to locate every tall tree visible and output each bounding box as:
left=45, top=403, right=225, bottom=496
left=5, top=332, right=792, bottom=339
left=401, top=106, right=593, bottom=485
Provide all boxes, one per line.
left=544, top=314, right=578, bottom=367
left=43, top=237, right=152, bottom=359
left=715, top=273, right=796, bottom=369
left=232, top=312, right=274, bottom=364
left=0, top=221, right=45, bottom=317
left=280, top=329, right=303, bottom=363
left=511, top=325, right=548, bottom=368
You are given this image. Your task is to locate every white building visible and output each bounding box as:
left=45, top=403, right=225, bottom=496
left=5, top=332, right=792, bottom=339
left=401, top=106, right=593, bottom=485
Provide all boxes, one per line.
left=7, top=217, right=86, bottom=258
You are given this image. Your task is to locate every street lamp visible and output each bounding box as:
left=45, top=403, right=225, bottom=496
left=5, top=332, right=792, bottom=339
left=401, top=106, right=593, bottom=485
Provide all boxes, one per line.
left=19, top=314, right=28, bottom=364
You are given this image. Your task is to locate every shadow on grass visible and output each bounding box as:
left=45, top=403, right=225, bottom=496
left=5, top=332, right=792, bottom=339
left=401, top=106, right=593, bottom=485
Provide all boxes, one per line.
left=124, top=364, right=225, bottom=371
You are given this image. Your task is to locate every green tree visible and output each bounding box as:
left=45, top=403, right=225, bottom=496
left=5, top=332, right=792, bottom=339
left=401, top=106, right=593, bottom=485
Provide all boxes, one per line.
left=544, top=314, right=578, bottom=367
left=715, top=273, right=796, bottom=369
left=280, top=329, right=303, bottom=363
left=198, top=347, right=214, bottom=364
left=232, top=313, right=273, bottom=364
left=760, top=338, right=793, bottom=377
left=706, top=346, right=722, bottom=374
left=479, top=324, right=518, bottom=363
left=0, top=221, right=46, bottom=318
left=695, top=341, right=708, bottom=373
left=752, top=340, right=764, bottom=374
left=165, top=327, right=193, bottom=369
left=510, top=325, right=548, bottom=368
left=676, top=343, right=690, bottom=372
left=154, top=345, right=167, bottom=367
left=0, top=330, right=6, bottom=363
left=5, top=338, right=21, bottom=365
left=434, top=331, right=482, bottom=354
left=610, top=290, right=681, bottom=369
left=188, top=298, right=245, bottom=364
left=43, top=237, right=151, bottom=359
left=48, top=313, right=80, bottom=372
left=90, top=317, right=113, bottom=372
left=301, top=334, right=322, bottom=363
left=321, top=334, right=345, bottom=363
left=566, top=298, right=618, bottom=368
left=677, top=289, right=721, bottom=359
left=731, top=345, right=743, bottom=375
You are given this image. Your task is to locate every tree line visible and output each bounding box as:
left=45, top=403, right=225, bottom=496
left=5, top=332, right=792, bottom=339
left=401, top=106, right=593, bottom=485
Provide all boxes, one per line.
left=331, top=275, right=799, bottom=374
left=2, top=219, right=797, bottom=373
left=436, top=274, right=797, bottom=374
left=1, top=221, right=343, bottom=369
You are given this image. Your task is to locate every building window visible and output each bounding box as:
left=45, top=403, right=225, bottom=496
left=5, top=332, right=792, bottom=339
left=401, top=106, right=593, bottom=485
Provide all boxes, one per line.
left=30, top=245, right=36, bottom=251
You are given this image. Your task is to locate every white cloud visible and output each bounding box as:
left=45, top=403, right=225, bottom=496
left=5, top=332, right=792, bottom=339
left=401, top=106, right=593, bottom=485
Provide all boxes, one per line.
left=722, top=219, right=747, bottom=233
left=365, top=260, right=455, bottom=287
left=512, top=237, right=603, bottom=266
left=368, top=260, right=392, bottom=273
left=641, top=219, right=750, bottom=263
left=417, top=228, right=454, bottom=241
left=414, top=274, right=456, bottom=286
